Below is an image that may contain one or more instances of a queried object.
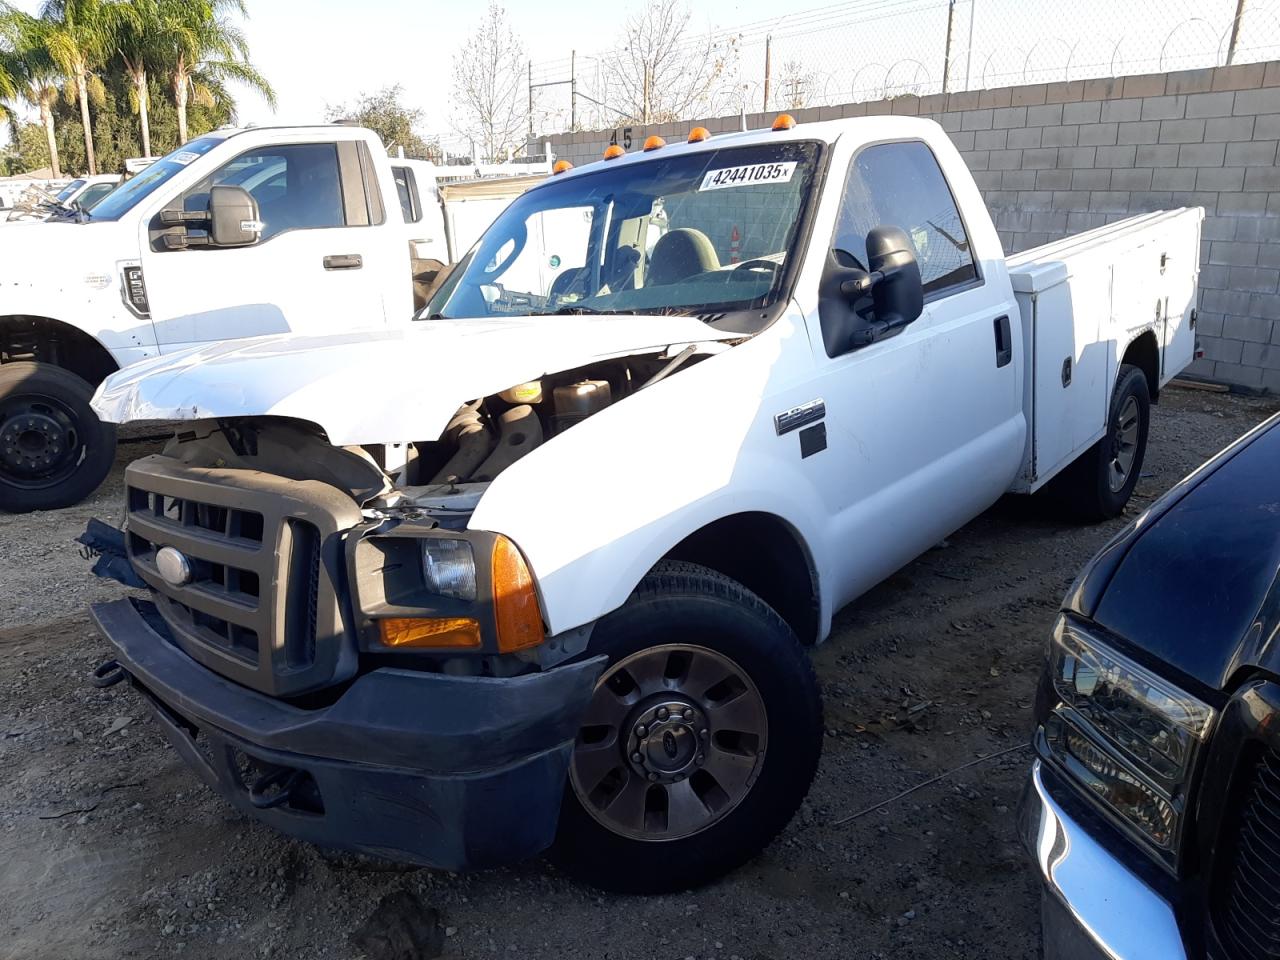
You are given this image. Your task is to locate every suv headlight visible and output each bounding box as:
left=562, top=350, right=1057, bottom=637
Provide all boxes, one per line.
left=1041, top=616, right=1215, bottom=868
left=421, top=538, right=476, bottom=600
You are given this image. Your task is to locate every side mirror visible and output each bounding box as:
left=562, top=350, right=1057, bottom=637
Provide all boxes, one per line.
left=864, top=225, right=924, bottom=329
left=208, top=185, right=261, bottom=247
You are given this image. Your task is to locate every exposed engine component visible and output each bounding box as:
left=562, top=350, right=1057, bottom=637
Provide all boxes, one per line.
left=473, top=405, right=544, bottom=481
left=499, top=380, right=544, bottom=405
left=430, top=402, right=495, bottom=483
left=552, top=380, right=612, bottom=435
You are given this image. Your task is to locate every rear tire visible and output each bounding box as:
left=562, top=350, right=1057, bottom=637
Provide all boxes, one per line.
left=550, top=561, right=823, bottom=894
left=1049, top=363, right=1150, bottom=522
left=0, top=361, right=117, bottom=513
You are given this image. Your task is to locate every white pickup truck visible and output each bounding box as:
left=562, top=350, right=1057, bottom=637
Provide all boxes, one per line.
left=85, top=115, right=1201, bottom=893
left=0, top=125, right=548, bottom=511
left=0, top=173, right=123, bottom=223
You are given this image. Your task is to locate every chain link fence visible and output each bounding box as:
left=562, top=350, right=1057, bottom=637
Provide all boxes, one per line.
left=526, top=0, right=1280, bottom=137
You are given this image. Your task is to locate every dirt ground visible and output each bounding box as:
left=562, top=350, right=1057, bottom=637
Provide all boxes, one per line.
left=2, top=388, right=1276, bottom=960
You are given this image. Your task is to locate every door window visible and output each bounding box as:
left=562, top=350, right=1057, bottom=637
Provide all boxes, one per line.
left=833, top=141, right=978, bottom=296
left=181, top=143, right=346, bottom=241
left=392, top=165, right=421, bottom=222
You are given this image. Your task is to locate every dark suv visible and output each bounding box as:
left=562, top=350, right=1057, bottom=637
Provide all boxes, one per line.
left=1021, top=410, right=1280, bottom=960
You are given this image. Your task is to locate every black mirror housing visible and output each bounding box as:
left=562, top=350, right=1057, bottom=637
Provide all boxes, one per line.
left=865, top=225, right=924, bottom=327
left=209, top=185, right=261, bottom=247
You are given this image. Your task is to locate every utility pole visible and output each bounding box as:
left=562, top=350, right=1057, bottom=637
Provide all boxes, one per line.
left=1227, top=0, right=1248, bottom=65
left=527, top=59, right=534, bottom=139
left=942, top=0, right=957, bottom=93
left=763, top=34, right=772, bottom=111
left=965, top=0, right=976, bottom=92
left=570, top=49, right=577, bottom=131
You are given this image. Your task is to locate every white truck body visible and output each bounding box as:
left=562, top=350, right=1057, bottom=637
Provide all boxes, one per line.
left=85, top=114, right=1202, bottom=889
left=94, top=115, right=1201, bottom=643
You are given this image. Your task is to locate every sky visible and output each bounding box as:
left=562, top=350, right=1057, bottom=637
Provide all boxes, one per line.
left=6, top=0, right=1270, bottom=151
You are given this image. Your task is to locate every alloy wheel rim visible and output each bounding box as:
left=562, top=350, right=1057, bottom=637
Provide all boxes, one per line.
left=569, top=643, right=768, bottom=842
left=1108, top=395, right=1140, bottom=493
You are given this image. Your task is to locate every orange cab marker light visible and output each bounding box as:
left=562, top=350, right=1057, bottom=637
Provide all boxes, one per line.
left=603, top=144, right=625, bottom=160
left=642, top=135, right=666, bottom=151
left=492, top=536, right=544, bottom=653
left=687, top=126, right=711, bottom=143
left=772, top=113, right=797, bottom=131
left=380, top=617, right=481, bottom=649
left=552, top=159, right=573, bottom=175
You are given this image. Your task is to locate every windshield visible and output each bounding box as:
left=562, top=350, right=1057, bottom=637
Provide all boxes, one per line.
left=428, top=141, right=821, bottom=322
left=89, top=136, right=224, bottom=221
left=54, top=179, right=85, bottom=202
left=77, top=182, right=117, bottom=210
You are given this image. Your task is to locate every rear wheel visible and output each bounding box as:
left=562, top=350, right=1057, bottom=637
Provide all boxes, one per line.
left=0, top=361, right=117, bottom=513
left=1050, top=362, right=1150, bottom=521
left=551, top=561, right=822, bottom=893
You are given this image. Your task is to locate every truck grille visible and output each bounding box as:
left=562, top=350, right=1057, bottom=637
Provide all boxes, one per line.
left=124, top=455, right=364, bottom=697
left=1214, top=745, right=1280, bottom=960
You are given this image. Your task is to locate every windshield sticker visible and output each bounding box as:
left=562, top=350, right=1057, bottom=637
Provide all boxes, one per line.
left=170, top=151, right=201, bottom=166
left=699, top=161, right=797, bottom=191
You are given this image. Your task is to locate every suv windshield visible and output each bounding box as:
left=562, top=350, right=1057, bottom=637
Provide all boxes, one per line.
left=89, top=136, right=224, bottom=221
left=428, top=141, right=821, bottom=322
left=54, top=179, right=85, bottom=202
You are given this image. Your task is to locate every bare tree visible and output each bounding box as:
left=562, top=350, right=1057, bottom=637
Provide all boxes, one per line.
left=451, top=2, right=525, bottom=163
left=772, top=59, right=814, bottom=111
left=606, top=0, right=732, bottom=124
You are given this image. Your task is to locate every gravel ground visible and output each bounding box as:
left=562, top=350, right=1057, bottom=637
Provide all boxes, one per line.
left=1, top=387, right=1276, bottom=960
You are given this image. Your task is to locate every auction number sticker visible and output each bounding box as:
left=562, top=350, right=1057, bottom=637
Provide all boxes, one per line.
left=170, top=151, right=201, bottom=165
left=699, top=161, right=797, bottom=191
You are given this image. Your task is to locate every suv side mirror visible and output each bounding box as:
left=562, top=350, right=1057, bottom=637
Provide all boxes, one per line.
left=208, top=185, right=261, bottom=247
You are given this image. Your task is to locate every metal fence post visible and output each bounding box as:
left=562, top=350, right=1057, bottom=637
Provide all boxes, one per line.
left=943, top=0, right=957, bottom=93
left=1227, top=0, right=1248, bottom=64
left=763, top=34, right=772, bottom=111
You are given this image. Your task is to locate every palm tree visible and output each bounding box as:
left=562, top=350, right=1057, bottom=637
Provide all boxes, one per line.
left=159, top=0, right=274, bottom=145
left=40, top=0, right=135, bottom=175
left=0, top=8, right=63, bottom=177
left=117, top=0, right=160, bottom=156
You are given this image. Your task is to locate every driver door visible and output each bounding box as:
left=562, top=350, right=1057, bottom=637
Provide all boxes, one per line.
left=140, top=140, right=395, bottom=352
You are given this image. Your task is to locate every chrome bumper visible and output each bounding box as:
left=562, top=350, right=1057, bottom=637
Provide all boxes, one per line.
left=1019, top=760, right=1187, bottom=960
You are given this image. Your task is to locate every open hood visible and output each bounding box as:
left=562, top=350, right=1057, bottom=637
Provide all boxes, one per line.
left=92, top=315, right=735, bottom=445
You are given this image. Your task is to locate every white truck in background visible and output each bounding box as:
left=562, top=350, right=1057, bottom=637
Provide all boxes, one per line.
left=0, top=125, right=548, bottom=511
left=0, top=174, right=123, bottom=223
left=87, top=115, right=1202, bottom=892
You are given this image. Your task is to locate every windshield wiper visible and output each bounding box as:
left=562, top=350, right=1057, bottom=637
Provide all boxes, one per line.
left=552, top=305, right=610, bottom=315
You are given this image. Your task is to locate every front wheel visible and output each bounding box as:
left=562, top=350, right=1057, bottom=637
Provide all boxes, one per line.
left=0, top=361, right=117, bottom=513
left=550, top=561, right=823, bottom=893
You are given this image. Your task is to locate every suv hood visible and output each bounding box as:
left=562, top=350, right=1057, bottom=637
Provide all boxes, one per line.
left=1067, top=412, right=1280, bottom=692
left=92, top=315, right=735, bottom=445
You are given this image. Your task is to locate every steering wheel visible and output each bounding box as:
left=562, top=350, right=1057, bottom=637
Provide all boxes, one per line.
left=729, top=258, right=782, bottom=280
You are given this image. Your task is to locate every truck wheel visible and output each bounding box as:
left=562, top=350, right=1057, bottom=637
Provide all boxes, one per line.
left=1054, top=363, right=1150, bottom=522
left=0, top=361, right=117, bottom=513
left=551, top=561, right=822, bottom=893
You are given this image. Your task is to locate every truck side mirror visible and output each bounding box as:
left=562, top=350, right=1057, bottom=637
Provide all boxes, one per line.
left=208, top=185, right=262, bottom=247
left=864, top=225, right=924, bottom=329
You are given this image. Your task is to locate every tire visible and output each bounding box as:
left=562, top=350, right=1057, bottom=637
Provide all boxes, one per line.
left=550, top=560, right=823, bottom=894
left=1050, top=363, right=1150, bottom=522
left=0, top=361, right=117, bottom=513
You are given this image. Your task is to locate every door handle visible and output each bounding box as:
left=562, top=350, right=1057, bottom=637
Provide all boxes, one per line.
left=323, top=254, right=362, bottom=270
left=993, top=314, right=1012, bottom=368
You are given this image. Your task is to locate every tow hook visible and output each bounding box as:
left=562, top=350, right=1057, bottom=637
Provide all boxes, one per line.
left=91, top=659, right=127, bottom=688
left=248, top=766, right=304, bottom=809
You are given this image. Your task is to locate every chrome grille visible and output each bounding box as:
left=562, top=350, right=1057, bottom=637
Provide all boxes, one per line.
left=124, top=455, right=363, bottom=697
left=1216, top=746, right=1280, bottom=960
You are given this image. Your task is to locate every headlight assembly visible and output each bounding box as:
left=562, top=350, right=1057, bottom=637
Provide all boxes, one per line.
left=421, top=538, right=477, bottom=600
left=1042, top=616, right=1215, bottom=867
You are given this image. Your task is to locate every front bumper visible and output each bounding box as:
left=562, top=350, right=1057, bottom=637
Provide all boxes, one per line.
left=1019, top=760, right=1188, bottom=960
left=91, top=598, right=604, bottom=871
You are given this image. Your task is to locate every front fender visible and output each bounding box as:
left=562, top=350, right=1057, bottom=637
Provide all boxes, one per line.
left=468, top=314, right=834, bottom=638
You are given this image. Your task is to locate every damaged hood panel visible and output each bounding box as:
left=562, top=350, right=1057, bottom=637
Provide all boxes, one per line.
left=92, top=315, right=734, bottom=445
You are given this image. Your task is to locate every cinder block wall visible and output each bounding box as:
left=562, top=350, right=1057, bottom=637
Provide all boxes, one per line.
left=537, top=61, right=1280, bottom=391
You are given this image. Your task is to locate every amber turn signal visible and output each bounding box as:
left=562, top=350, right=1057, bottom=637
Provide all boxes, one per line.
left=552, top=159, right=573, bottom=174
left=642, top=135, right=666, bottom=151
left=379, top=617, right=481, bottom=649
left=772, top=113, right=797, bottom=130
left=687, top=126, right=711, bottom=143
left=492, top=536, right=543, bottom=652
left=602, top=144, right=625, bottom=160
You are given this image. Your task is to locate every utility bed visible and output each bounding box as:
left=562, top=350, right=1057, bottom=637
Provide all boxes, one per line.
left=1006, top=208, right=1203, bottom=491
